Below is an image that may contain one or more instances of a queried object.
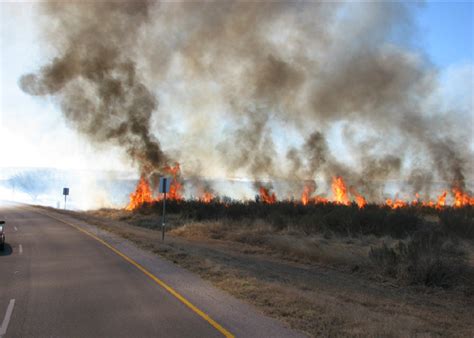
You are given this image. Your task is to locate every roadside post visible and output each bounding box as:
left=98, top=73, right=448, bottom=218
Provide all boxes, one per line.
left=63, top=187, right=69, bottom=210
left=159, top=177, right=171, bottom=241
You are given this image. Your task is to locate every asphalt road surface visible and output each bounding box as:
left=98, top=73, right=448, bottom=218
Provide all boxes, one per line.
left=0, top=203, right=304, bottom=338
left=0, top=203, right=228, bottom=338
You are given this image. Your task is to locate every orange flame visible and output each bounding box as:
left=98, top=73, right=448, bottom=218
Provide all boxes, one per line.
left=421, top=200, right=435, bottom=208
left=353, top=192, right=367, bottom=209
left=126, top=177, right=153, bottom=211
left=452, top=187, right=474, bottom=208
left=331, top=176, right=350, bottom=205
left=436, top=191, right=447, bottom=209
left=125, top=167, right=474, bottom=210
left=200, top=192, right=214, bottom=203
left=301, top=182, right=316, bottom=206
left=314, top=196, right=329, bottom=204
left=163, top=163, right=183, bottom=201
left=386, top=198, right=408, bottom=209
left=259, top=186, right=277, bottom=204
left=301, top=186, right=310, bottom=206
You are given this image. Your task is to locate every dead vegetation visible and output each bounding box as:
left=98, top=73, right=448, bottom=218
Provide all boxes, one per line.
left=42, top=203, right=474, bottom=337
left=369, top=229, right=471, bottom=289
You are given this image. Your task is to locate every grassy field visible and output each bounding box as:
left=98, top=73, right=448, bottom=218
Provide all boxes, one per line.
left=46, top=202, right=474, bottom=336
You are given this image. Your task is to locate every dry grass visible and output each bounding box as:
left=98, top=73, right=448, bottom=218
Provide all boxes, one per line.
left=171, top=220, right=373, bottom=268
left=40, top=206, right=474, bottom=337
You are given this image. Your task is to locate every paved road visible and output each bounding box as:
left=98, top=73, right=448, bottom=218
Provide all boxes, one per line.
left=0, top=204, right=224, bottom=338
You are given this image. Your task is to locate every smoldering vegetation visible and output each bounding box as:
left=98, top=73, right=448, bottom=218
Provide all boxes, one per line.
left=19, top=2, right=473, bottom=202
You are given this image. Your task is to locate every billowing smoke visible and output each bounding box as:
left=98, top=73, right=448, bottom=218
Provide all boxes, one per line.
left=20, top=2, right=473, bottom=201
left=20, top=2, right=167, bottom=174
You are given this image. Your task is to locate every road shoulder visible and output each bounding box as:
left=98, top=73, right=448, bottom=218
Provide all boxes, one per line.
left=28, top=205, right=304, bottom=338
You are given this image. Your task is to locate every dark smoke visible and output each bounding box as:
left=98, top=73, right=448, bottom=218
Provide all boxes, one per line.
left=20, top=2, right=473, bottom=201
left=19, top=2, right=167, bottom=175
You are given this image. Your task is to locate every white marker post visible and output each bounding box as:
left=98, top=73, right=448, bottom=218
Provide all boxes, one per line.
left=159, top=177, right=171, bottom=241
left=63, top=188, right=69, bottom=210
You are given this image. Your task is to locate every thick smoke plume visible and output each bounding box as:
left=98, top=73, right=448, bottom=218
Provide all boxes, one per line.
left=20, top=2, right=167, bottom=174
left=20, top=2, right=473, bottom=201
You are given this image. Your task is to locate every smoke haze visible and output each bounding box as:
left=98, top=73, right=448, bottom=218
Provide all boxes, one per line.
left=19, top=1, right=473, bottom=202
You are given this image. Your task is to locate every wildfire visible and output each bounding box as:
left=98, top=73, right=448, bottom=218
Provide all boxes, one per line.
left=259, top=186, right=277, bottom=204
left=436, top=191, right=447, bottom=209
left=331, top=176, right=350, bottom=205
left=452, top=187, right=474, bottom=208
left=125, top=164, right=474, bottom=211
left=301, top=186, right=310, bottom=206
left=411, top=193, right=420, bottom=206
left=386, top=198, right=408, bottom=209
left=126, top=176, right=153, bottom=211
left=353, top=190, right=367, bottom=209
left=301, top=178, right=364, bottom=207
left=301, top=182, right=316, bottom=206
left=125, top=162, right=184, bottom=211
left=200, top=191, right=214, bottom=203
left=384, top=189, right=473, bottom=209
left=421, top=200, right=435, bottom=208
left=314, top=196, right=329, bottom=204
left=163, top=163, right=183, bottom=201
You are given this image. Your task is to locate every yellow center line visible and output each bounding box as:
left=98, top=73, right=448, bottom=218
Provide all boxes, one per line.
left=33, top=208, right=234, bottom=338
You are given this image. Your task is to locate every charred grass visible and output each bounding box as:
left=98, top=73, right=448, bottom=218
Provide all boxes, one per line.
left=48, top=202, right=474, bottom=336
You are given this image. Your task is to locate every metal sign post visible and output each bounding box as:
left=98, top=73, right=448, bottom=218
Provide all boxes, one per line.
left=162, top=190, right=166, bottom=241
left=63, top=188, right=69, bottom=210
left=159, top=178, right=171, bottom=241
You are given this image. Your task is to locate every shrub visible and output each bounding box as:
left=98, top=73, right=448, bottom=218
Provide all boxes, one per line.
left=382, top=209, right=421, bottom=238
left=439, top=207, right=474, bottom=239
left=369, top=229, right=468, bottom=288
left=133, top=200, right=470, bottom=239
left=368, top=242, right=399, bottom=277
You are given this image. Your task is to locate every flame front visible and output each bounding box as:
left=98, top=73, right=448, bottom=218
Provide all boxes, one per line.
left=126, top=176, right=153, bottom=211
left=436, top=191, right=447, bottom=209
left=163, top=163, right=183, bottom=201
left=452, top=187, right=474, bottom=208
left=386, top=198, right=408, bottom=209
left=125, top=164, right=474, bottom=210
left=331, top=176, right=350, bottom=205
left=353, top=191, right=367, bottom=208
left=301, top=183, right=313, bottom=206
left=200, top=192, right=214, bottom=203
left=259, top=186, right=277, bottom=204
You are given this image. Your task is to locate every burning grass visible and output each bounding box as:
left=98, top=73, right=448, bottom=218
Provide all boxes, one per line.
left=125, top=167, right=474, bottom=212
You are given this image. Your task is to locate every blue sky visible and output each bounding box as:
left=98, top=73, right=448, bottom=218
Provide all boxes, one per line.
left=417, top=1, right=473, bottom=67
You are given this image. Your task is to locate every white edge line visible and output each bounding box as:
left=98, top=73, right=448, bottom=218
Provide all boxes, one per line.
left=0, top=299, right=15, bottom=337
left=19, top=244, right=23, bottom=254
